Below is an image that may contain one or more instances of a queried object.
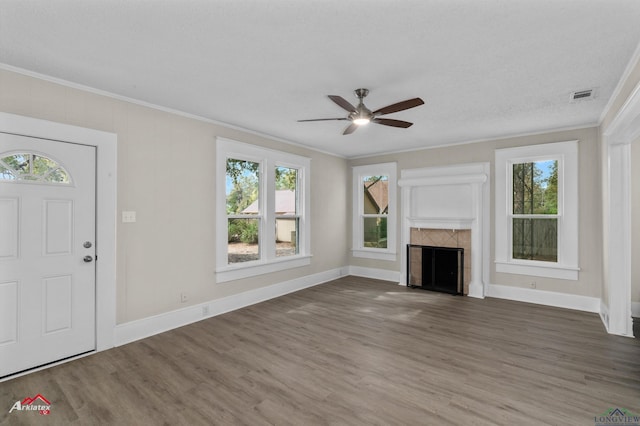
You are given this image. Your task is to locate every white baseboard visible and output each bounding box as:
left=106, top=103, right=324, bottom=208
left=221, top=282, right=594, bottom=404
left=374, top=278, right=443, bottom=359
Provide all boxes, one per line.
left=632, top=301, right=640, bottom=318
left=486, top=283, right=600, bottom=313
left=114, top=268, right=625, bottom=347
left=114, top=267, right=347, bottom=346
left=346, top=265, right=401, bottom=283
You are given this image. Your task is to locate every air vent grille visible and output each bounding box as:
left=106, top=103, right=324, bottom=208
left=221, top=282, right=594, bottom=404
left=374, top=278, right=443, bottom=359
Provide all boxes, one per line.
left=570, top=89, right=595, bottom=102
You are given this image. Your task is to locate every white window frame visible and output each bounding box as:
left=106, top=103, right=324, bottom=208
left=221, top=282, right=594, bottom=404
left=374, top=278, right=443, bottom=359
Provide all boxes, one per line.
left=495, top=141, right=579, bottom=280
left=352, top=162, right=397, bottom=261
left=216, top=138, right=311, bottom=283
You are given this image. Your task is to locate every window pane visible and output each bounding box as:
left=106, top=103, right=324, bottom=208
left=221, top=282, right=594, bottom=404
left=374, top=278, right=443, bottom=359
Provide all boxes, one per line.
left=44, top=168, right=70, bottom=183
left=2, top=154, right=29, bottom=172
left=363, top=217, right=387, bottom=248
left=275, top=166, right=299, bottom=258
left=0, top=153, right=70, bottom=184
left=0, top=165, right=15, bottom=180
left=226, top=159, right=259, bottom=214
left=276, top=217, right=299, bottom=257
left=275, top=166, right=297, bottom=215
left=32, top=155, right=59, bottom=177
left=513, top=160, right=557, bottom=214
left=512, top=218, right=557, bottom=262
left=227, top=218, right=260, bottom=264
left=363, top=175, right=389, bottom=214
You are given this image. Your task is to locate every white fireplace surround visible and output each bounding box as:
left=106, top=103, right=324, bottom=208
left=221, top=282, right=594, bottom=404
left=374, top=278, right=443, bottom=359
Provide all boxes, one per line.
left=398, top=163, right=490, bottom=298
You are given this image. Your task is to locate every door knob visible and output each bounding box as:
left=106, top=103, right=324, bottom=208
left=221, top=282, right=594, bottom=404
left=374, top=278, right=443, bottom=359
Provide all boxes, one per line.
left=83, top=255, right=94, bottom=263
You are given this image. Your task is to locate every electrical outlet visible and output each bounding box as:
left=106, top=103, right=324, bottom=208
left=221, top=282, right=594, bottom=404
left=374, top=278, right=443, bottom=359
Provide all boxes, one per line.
left=202, top=306, right=210, bottom=317
left=530, top=282, right=537, bottom=289
left=180, top=292, right=188, bottom=303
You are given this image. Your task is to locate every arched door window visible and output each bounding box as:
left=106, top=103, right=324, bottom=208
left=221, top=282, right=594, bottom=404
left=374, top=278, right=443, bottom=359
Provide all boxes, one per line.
left=0, top=152, right=71, bottom=184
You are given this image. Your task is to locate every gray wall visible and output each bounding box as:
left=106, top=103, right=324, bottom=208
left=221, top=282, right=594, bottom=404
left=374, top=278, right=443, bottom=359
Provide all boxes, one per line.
left=600, top=54, right=640, bottom=309
left=0, top=68, right=348, bottom=324
left=348, top=127, right=603, bottom=299
left=3, top=55, right=638, bottom=324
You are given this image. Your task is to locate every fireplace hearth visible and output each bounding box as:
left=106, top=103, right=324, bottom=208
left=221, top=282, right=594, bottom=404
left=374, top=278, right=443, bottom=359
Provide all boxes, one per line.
left=407, top=244, right=464, bottom=295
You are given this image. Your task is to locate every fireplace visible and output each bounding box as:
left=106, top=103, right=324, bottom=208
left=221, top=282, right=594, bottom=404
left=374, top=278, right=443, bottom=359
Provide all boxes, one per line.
left=398, top=162, right=490, bottom=298
left=407, top=245, right=464, bottom=295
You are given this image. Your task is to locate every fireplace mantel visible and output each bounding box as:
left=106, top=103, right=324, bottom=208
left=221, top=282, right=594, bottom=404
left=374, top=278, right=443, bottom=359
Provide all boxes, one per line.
left=398, top=172, right=487, bottom=188
left=399, top=163, right=490, bottom=298
left=407, top=217, right=474, bottom=229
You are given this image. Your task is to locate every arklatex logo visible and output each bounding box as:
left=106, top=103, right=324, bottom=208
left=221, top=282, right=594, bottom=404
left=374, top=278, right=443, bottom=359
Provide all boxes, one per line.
left=9, top=393, right=51, bottom=416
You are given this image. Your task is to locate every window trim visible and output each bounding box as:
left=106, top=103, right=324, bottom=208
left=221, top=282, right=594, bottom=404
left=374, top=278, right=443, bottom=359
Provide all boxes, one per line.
left=216, top=138, right=311, bottom=283
left=352, top=162, right=397, bottom=261
left=495, top=141, right=579, bottom=280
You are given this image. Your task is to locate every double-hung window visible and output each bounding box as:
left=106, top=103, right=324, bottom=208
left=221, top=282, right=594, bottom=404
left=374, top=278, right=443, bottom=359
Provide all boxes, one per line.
left=495, top=141, right=579, bottom=280
left=352, top=162, right=397, bottom=261
left=216, top=138, right=310, bottom=282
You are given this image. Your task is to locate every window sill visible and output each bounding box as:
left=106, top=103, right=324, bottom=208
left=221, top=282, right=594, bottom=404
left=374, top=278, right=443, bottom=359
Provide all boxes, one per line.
left=351, top=249, right=397, bottom=261
left=495, top=260, right=579, bottom=280
left=216, top=255, right=312, bottom=283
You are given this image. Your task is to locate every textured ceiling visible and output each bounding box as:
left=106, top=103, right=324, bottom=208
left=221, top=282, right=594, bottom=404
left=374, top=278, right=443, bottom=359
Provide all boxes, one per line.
left=1, top=0, right=640, bottom=158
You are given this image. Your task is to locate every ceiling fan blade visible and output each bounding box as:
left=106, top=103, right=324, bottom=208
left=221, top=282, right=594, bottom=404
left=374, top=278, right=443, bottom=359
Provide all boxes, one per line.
left=372, top=118, right=414, bottom=128
left=297, top=118, right=348, bottom=122
left=343, top=123, right=359, bottom=135
left=372, top=97, right=424, bottom=116
left=328, top=95, right=357, bottom=113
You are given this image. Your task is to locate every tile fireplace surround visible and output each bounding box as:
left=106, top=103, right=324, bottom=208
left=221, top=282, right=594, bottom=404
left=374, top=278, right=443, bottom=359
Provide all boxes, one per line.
left=398, top=162, right=490, bottom=298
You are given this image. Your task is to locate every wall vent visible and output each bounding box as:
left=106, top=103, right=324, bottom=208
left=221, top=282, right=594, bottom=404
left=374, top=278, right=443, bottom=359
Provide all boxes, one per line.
left=570, top=89, right=595, bottom=102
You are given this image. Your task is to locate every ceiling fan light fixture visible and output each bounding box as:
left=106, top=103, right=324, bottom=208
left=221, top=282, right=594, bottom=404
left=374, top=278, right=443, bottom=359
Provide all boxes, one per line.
left=298, top=88, right=424, bottom=135
left=352, top=106, right=373, bottom=125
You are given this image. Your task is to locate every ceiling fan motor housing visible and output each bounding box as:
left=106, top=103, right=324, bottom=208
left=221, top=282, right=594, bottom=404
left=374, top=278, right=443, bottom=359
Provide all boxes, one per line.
left=351, top=88, right=373, bottom=122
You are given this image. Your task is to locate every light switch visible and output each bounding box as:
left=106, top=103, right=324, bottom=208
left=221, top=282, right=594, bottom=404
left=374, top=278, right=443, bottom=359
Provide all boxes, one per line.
left=122, top=211, right=136, bottom=223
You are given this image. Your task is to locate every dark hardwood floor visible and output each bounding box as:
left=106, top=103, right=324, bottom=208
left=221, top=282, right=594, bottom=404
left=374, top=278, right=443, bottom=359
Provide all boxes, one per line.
left=1, top=276, right=639, bottom=425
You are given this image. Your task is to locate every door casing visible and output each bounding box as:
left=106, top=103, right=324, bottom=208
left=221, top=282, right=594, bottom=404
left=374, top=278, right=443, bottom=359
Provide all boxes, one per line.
left=0, top=111, right=117, bottom=378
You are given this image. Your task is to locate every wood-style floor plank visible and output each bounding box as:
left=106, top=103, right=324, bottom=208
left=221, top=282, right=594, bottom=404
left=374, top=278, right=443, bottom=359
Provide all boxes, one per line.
left=1, top=276, right=638, bottom=425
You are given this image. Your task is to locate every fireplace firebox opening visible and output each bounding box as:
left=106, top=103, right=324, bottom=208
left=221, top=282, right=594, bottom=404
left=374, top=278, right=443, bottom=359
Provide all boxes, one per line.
left=407, top=244, right=464, bottom=295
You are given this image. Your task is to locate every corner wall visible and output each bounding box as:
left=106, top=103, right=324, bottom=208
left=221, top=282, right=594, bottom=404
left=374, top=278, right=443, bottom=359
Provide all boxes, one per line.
left=600, top=47, right=640, bottom=319
left=633, top=142, right=640, bottom=315
left=348, top=126, right=603, bottom=301
left=0, top=68, right=349, bottom=325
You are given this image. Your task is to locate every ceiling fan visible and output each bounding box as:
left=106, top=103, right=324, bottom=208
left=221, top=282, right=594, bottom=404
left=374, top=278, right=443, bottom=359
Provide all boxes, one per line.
left=298, top=88, right=424, bottom=135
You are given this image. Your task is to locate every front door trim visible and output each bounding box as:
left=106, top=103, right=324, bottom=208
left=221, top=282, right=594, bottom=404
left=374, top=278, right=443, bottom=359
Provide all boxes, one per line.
left=0, top=112, right=117, bottom=352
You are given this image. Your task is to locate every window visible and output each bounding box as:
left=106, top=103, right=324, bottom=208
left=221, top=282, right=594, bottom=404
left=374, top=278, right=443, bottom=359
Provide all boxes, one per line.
left=226, top=158, right=261, bottom=264
left=216, top=138, right=310, bottom=282
left=274, top=166, right=300, bottom=258
left=511, top=160, right=558, bottom=262
left=352, top=162, right=397, bottom=261
left=0, top=152, right=70, bottom=183
left=495, top=141, right=578, bottom=280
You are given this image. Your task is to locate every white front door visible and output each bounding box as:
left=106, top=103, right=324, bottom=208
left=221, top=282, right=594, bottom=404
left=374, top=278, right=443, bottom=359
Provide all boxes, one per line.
left=0, top=133, right=96, bottom=378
